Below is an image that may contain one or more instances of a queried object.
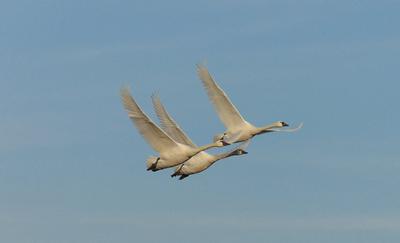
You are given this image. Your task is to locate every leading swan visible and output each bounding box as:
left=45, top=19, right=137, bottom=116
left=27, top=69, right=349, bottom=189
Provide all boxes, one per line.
left=197, top=64, right=302, bottom=144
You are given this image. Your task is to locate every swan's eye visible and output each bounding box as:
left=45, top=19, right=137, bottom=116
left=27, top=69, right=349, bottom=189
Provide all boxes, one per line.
left=281, top=122, right=289, bottom=127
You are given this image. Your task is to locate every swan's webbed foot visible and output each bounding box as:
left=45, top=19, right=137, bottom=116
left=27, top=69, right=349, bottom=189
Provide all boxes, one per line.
left=179, top=174, right=189, bottom=180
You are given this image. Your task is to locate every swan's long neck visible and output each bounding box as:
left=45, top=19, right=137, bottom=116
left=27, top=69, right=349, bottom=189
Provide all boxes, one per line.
left=214, top=150, right=236, bottom=161
left=255, top=123, right=281, bottom=135
left=194, top=142, right=218, bottom=154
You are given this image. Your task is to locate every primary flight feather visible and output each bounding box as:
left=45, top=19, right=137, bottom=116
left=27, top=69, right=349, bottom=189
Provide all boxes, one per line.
left=197, top=64, right=302, bottom=144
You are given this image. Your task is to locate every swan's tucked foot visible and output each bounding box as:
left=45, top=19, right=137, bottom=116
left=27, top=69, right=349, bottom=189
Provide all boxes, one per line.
left=146, top=156, right=159, bottom=171
left=170, top=171, right=179, bottom=177
left=171, top=164, right=184, bottom=177
left=147, top=163, right=157, bottom=171
left=179, top=174, right=189, bottom=180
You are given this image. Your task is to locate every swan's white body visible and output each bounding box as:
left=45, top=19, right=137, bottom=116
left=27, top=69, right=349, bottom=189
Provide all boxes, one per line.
left=173, top=145, right=248, bottom=180
left=120, top=88, right=225, bottom=171
left=197, top=64, right=302, bottom=144
left=151, top=95, right=248, bottom=180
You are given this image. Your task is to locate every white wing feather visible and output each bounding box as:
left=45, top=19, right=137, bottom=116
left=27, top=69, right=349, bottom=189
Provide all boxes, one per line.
left=151, top=94, right=197, bottom=148
left=197, top=64, right=247, bottom=130
left=120, top=88, right=177, bottom=153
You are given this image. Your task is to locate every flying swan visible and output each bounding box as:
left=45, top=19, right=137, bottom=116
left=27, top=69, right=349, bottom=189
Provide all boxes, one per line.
left=120, top=87, right=228, bottom=171
left=197, top=64, right=303, bottom=144
left=151, top=94, right=249, bottom=180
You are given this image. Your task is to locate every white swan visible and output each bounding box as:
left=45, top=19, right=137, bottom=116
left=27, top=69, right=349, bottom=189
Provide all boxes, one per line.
left=197, top=64, right=303, bottom=144
left=120, top=87, right=227, bottom=171
left=151, top=94, right=249, bottom=180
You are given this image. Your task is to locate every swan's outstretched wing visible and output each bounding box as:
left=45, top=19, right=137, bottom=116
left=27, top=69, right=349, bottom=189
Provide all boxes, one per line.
left=151, top=94, right=197, bottom=148
left=197, top=64, right=247, bottom=130
left=120, top=88, right=177, bottom=152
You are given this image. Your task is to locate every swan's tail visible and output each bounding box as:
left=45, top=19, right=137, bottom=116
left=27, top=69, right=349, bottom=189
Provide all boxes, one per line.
left=146, top=156, right=159, bottom=171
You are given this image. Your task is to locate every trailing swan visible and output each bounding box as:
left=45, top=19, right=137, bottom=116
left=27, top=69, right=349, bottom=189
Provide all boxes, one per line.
left=197, top=64, right=303, bottom=144
left=151, top=94, right=249, bottom=180
left=120, top=87, right=227, bottom=171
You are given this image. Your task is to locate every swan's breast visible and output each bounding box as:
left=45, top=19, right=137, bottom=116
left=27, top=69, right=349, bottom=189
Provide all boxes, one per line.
left=181, top=152, right=214, bottom=174
left=160, top=144, right=192, bottom=162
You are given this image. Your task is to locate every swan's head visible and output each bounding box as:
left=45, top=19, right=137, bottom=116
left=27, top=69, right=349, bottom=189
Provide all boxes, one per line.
left=275, top=121, right=289, bottom=127
left=230, top=148, right=248, bottom=156
left=213, top=133, right=226, bottom=143
left=214, top=138, right=230, bottom=147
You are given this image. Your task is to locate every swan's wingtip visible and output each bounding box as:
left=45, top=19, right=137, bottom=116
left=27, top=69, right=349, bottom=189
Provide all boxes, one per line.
left=196, top=60, right=207, bottom=68
left=151, top=91, right=161, bottom=100
left=120, top=85, right=132, bottom=96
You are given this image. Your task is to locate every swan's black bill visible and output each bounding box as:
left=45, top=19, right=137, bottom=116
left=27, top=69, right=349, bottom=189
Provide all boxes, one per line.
left=282, top=122, right=289, bottom=127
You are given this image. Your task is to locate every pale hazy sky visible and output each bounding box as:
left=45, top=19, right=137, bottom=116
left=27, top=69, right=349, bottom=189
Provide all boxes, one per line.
left=1, top=1, right=399, bottom=242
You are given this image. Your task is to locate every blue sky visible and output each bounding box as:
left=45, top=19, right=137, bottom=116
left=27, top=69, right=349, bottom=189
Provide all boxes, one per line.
left=1, top=0, right=399, bottom=242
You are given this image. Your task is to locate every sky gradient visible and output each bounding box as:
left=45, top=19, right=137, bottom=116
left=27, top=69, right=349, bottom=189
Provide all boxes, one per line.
left=1, top=1, right=400, bottom=242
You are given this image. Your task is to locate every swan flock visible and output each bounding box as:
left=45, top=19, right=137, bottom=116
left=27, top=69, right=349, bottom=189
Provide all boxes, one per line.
left=121, top=64, right=302, bottom=180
